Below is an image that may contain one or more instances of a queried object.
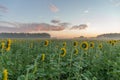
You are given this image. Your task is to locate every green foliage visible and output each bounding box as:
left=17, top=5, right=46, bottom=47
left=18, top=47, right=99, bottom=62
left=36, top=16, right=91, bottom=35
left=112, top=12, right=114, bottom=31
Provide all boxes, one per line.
left=0, top=39, right=120, bottom=80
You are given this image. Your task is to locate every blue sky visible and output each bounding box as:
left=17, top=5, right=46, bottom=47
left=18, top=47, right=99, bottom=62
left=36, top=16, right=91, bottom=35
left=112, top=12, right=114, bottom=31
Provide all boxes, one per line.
left=0, top=0, right=120, bottom=38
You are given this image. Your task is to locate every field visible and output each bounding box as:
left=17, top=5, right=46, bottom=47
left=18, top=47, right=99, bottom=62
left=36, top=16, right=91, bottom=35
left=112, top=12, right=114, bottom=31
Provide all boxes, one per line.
left=0, top=39, right=120, bottom=80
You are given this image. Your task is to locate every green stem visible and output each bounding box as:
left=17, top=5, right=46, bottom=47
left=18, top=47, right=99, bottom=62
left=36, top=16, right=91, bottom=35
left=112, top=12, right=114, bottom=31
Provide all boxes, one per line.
left=58, top=52, right=61, bottom=80
left=69, top=49, right=73, bottom=79
left=25, top=69, right=29, bottom=80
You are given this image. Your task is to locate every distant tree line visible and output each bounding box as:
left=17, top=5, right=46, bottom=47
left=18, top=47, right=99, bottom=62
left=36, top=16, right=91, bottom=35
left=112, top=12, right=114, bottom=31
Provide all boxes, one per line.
left=97, top=33, right=120, bottom=38
left=0, top=33, right=51, bottom=38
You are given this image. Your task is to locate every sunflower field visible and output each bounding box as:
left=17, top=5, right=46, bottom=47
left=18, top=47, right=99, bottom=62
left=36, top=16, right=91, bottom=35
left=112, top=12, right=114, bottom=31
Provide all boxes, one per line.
left=0, top=39, right=120, bottom=80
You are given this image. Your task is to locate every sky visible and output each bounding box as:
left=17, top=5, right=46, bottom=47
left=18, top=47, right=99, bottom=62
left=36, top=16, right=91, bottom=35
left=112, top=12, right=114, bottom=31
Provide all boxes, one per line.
left=0, top=0, right=120, bottom=38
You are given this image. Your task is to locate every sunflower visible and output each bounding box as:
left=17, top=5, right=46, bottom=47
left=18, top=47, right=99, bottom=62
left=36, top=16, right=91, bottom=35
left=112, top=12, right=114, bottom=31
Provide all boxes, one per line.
left=6, top=46, right=10, bottom=51
left=7, top=39, right=11, bottom=45
left=98, top=43, right=103, bottom=49
left=108, top=40, right=115, bottom=46
left=5, top=39, right=12, bottom=51
left=73, top=48, right=78, bottom=55
left=3, top=69, right=8, bottom=80
left=113, top=40, right=117, bottom=43
left=1, top=42, right=5, bottom=49
left=61, top=48, right=66, bottom=57
left=89, top=42, right=94, bottom=48
left=41, top=54, right=45, bottom=61
left=108, top=40, right=112, bottom=44
left=73, top=41, right=78, bottom=47
left=111, top=41, right=115, bottom=46
left=80, top=41, right=89, bottom=50
left=63, top=42, right=66, bottom=47
left=44, top=40, right=49, bottom=46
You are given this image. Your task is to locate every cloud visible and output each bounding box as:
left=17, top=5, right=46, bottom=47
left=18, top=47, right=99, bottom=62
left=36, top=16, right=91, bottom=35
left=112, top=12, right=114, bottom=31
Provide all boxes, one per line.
left=0, top=21, right=18, bottom=27
left=0, top=5, right=8, bottom=13
left=51, top=19, right=70, bottom=27
left=70, top=24, right=88, bottom=30
left=84, top=10, right=89, bottom=14
left=110, top=0, right=120, bottom=7
left=58, top=22, right=71, bottom=27
left=49, top=4, right=59, bottom=13
left=51, top=19, right=60, bottom=24
left=33, top=23, right=65, bottom=31
left=0, top=21, right=88, bottom=33
left=114, top=3, right=120, bottom=7
left=0, top=22, right=65, bottom=33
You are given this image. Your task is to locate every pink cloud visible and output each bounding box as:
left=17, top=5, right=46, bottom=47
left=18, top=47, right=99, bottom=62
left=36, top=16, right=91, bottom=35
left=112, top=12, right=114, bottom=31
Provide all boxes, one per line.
left=49, top=4, right=59, bottom=13
left=0, top=21, right=88, bottom=33
left=33, top=23, right=65, bottom=31
left=0, top=22, right=65, bottom=33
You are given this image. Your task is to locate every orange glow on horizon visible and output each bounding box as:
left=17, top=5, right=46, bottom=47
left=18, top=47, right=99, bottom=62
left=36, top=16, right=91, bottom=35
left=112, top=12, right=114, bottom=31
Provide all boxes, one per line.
left=31, top=30, right=98, bottom=39
left=50, top=30, right=99, bottom=38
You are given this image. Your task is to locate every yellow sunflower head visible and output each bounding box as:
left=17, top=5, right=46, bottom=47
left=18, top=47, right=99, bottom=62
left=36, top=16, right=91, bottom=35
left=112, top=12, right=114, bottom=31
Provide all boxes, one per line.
left=6, top=46, right=10, bottom=51
left=41, top=54, right=45, bottom=61
left=61, top=48, right=66, bottom=57
left=114, top=40, right=117, bottom=43
left=44, top=40, right=49, bottom=46
left=1, top=42, right=5, bottom=49
left=7, top=39, right=11, bottom=45
left=3, top=69, right=8, bottom=80
left=108, top=40, right=116, bottom=46
left=63, top=42, right=66, bottom=47
left=73, top=41, right=78, bottom=47
left=108, top=40, right=112, bottom=44
left=111, top=41, right=115, bottom=46
left=98, top=43, right=103, bottom=49
left=89, top=42, right=94, bottom=48
left=73, top=48, right=78, bottom=55
left=80, top=41, right=89, bottom=50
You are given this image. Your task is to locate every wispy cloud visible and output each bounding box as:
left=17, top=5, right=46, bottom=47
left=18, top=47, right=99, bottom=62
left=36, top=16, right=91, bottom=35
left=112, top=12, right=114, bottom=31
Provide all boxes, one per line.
left=58, top=22, right=71, bottom=27
left=51, top=19, right=60, bottom=24
left=110, top=0, right=120, bottom=7
left=0, top=5, right=8, bottom=13
left=0, top=20, right=88, bottom=33
left=114, top=3, right=120, bottom=7
left=51, top=19, right=71, bottom=27
left=84, top=10, right=89, bottom=14
left=0, top=22, right=65, bottom=32
left=33, top=23, right=65, bottom=31
left=70, top=24, right=88, bottom=30
left=49, top=3, right=59, bottom=13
